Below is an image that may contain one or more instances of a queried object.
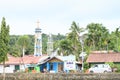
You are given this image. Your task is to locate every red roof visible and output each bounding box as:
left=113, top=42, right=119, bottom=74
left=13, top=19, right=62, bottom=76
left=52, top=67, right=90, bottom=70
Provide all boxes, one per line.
left=4, top=55, right=48, bottom=65
left=86, top=53, right=120, bottom=63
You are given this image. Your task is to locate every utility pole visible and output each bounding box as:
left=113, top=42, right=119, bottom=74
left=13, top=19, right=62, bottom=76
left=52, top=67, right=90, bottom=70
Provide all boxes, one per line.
left=78, top=33, right=87, bottom=73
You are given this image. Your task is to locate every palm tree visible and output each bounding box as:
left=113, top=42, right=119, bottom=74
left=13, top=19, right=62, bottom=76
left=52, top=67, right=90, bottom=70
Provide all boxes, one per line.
left=115, top=27, right=120, bottom=52
left=87, top=23, right=97, bottom=50
left=67, top=21, right=85, bottom=59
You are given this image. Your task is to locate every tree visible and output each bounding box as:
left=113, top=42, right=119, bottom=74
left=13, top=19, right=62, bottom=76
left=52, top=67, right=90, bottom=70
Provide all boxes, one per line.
left=25, top=35, right=34, bottom=55
left=9, top=35, right=21, bottom=56
left=59, top=39, right=73, bottom=55
left=86, top=23, right=109, bottom=50
left=109, top=27, right=120, bottom=52
left=67, top=21, right=84, bottom=59
left=0, top=17, right=10, bottom=80
left=42, top=33, right=48, bottom=54
left=115, top=27, right=120, bottom=52
left=17, top=35, right=30, bottom=57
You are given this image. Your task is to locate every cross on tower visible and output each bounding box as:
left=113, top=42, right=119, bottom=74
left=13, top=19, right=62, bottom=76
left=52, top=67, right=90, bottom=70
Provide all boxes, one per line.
left=37, top=20, right=40, bottom=28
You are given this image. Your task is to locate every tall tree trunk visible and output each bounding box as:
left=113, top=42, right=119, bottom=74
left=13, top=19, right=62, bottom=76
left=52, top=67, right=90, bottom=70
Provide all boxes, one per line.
left=22, top=47, right=25, bottom=57
left=3, top=61, right=5, bottom=80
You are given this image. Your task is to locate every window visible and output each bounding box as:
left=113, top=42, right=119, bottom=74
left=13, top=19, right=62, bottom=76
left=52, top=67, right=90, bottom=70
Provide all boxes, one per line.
left=94, top=65, right=98, bottom=67
left=5, top=65, right=10, bottom=67
left=50, top=63, right=53, bottom=70
left=15, top=65, right=20, bottom=70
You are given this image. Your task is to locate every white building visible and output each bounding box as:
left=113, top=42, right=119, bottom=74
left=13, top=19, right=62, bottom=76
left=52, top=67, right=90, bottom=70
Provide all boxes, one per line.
left=0, top=55, right=48, bottom=73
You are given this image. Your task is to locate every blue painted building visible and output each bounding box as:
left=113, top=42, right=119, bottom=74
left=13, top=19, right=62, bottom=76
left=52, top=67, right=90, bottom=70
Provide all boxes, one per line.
left=39, top=55, right=80, bottom=73
left=39, top=57, right=63, bottom=73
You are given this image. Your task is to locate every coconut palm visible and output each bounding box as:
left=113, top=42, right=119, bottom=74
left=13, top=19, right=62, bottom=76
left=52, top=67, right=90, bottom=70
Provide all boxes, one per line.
left=115, top=27, right=120, bottom=51
left=67, top=21, right=85, bottom=59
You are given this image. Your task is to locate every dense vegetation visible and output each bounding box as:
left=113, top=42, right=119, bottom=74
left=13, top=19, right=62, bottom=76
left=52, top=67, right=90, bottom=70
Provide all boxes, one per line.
left=9, top=33, right=66, bottom=56
left=8, top=22, right=120, bottom=59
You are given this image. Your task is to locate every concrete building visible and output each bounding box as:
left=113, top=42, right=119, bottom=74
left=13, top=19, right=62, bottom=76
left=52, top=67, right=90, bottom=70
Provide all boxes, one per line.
left=34, top=21, right=42, bottom=56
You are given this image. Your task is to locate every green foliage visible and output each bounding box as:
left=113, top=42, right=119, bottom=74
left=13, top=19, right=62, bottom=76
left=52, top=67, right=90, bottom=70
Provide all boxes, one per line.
left=17, top=35, right=30, bottom=56
left=86, top=23, right=109, bottom=50
left=53, top=34, right=66, bottom=51
left=110, top=27, right=120, bottom=52
left=8, top=33, right=66, bottom=56
left=42, top=33, right=48, bottom=54
left=115, top=64, right=120, bottom=72
left=9, top=35, right=21, bottom=56
left=0, top=17, right=10, bottom=63
left=7, top=21, right=120, bottom=63
left=84, top=62, right=89, bottom=72
left=105, top=62, right=115, bottom=68
left=9, top=45, right=21, bottom=57
left=52, top=33, right=66, bottom=41
left=67, top=21, right=85, bottom=60
left=25, top=35, right=34, bottom=55
left=59, top=39, right=73, bottom=55
left=0, top=17, right=10, bottom=80
left=17, top=35, right=30, bottom=48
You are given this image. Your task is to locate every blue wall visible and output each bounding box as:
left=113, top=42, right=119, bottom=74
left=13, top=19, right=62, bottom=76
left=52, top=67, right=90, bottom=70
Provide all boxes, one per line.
left=40, top=62, right=64, bottom=73
left=40, top=63, right=47, bottom=72
left=53, top=62, right=58, bottom=72
left=46, top=62, right=49, bottom=71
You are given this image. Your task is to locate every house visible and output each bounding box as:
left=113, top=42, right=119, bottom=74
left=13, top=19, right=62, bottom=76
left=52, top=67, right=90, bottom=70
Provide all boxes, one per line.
left=38, top=54, right=81, bottom=73
left=0, top=54, right=81, bottom=73
left=0, top=55, right=49, bottom=73
left=86, top=52, right=120, bottom=67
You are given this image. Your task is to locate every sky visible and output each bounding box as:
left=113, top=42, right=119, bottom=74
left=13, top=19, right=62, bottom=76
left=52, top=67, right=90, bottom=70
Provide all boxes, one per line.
left=0, top=0, right=120, bottom=35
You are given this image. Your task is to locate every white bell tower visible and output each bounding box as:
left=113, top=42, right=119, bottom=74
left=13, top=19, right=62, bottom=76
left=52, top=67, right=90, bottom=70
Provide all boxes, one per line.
left=34, top=20, right=42, bottom=56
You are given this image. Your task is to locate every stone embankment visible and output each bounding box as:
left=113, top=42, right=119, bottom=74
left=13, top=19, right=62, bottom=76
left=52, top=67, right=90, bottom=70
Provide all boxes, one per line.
left=0, top=73, right=120, bottom=80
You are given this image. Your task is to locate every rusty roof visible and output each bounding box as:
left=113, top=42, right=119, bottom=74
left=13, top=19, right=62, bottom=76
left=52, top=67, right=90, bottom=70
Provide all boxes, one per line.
left=2, top=55, right=48, bottom=65
left=86, top=53, right=120, bottom=63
